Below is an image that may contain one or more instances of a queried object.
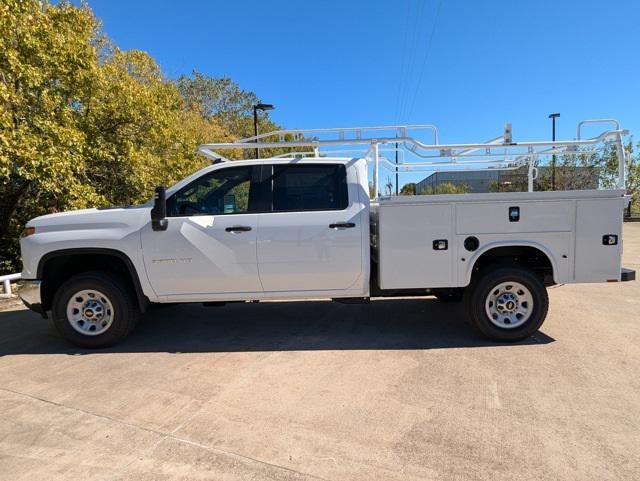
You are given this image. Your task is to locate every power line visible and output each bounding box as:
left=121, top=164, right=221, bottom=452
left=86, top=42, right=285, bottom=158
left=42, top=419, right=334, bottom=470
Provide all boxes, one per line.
left=396, top=0, right=427, bottom=123
left=405, top=0, right=444, bottom=121
left=398, top=0, right=427, bottom=122
left=393, top=0, right=413, bottom=124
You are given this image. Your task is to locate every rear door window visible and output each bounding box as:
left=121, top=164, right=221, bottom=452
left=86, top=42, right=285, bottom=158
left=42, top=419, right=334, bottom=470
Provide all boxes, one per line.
left=272, top=164, right=348, bottom=212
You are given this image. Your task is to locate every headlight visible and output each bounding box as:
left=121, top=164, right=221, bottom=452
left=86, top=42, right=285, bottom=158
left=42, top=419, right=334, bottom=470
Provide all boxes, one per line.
left=20, top=226, right=36, bottom=238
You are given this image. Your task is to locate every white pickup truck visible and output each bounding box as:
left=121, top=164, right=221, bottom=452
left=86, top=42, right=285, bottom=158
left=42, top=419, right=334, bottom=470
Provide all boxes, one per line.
left=18, top=120, right=635, bottom=347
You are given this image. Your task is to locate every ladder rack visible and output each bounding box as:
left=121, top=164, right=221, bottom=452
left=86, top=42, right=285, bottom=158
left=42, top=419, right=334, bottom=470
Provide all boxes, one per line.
left=197, top=119, right=629, bottom=199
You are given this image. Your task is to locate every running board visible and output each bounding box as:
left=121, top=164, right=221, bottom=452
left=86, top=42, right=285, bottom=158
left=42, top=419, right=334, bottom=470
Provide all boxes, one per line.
left=332, top=297, right=370, bottom=304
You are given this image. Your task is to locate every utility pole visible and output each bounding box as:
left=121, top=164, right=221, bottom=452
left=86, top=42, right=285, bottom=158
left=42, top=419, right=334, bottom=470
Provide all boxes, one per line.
left=395, top=135, right=399, bottom=195
left=253, top=103, right=275, bottom=159
left=549, top=113, right=560, bottom=190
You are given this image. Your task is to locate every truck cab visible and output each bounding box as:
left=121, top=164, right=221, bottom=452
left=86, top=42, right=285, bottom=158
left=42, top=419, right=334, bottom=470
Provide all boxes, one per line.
left=141, top=159, right=370, bottom=301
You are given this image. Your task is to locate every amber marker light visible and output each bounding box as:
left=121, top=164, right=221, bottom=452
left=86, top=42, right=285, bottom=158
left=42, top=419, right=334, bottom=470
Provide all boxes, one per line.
left=20, top=226, right=36, bottom=238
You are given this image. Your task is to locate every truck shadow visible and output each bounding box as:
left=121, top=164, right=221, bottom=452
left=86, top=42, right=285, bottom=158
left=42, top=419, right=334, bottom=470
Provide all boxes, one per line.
left=0, top=298, right=554, bottom=356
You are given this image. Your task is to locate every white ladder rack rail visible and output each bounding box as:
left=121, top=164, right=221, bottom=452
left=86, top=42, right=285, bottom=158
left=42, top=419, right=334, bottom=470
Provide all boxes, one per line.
left=197, top=119, right=628, bottom=199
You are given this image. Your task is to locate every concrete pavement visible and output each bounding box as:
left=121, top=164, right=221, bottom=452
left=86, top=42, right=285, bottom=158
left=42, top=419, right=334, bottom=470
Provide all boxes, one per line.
left=0, top=224, right=638, bottom=481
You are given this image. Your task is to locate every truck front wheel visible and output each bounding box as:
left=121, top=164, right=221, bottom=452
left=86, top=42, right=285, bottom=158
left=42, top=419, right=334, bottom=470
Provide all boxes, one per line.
left=465, top=266, right=548, bottom=341
left=52, top=271, right=139, bottom=348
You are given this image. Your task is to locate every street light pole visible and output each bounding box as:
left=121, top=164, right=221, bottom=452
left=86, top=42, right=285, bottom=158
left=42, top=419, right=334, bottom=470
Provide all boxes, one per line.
left=253, top=107, right=258, bottom=159
left=549, top=113, right=560, bottom=190
left=253, top=103, right=275, bottom=159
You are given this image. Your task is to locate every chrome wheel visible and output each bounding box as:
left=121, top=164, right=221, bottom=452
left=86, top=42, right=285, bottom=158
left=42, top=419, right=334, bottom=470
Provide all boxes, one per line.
left=485, top=281, right=533, bottom=329
left=66, top=289, right=114, bottom=336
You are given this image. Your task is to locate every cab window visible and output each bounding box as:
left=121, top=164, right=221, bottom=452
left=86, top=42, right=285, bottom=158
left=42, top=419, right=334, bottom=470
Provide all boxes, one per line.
left=167, top=166, right=253, bottom=216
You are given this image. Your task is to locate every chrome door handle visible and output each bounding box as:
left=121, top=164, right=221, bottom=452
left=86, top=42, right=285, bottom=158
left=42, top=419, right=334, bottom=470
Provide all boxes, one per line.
left=329, top=222, right=356, bottom=229
left=225, top=226, right=252, bottom=233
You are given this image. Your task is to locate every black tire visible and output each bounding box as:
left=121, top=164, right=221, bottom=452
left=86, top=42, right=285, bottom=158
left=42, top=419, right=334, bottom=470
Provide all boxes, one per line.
left=51, top=271, right=140, bottom=348
left=434, top=289, right=464, bottom=302
left=464, top=265, right=548, bottom=342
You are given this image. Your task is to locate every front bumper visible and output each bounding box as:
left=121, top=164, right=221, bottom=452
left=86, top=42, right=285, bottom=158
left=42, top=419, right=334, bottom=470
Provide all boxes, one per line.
left=621, top=268, right=636, bottom=282
left=18, top=279, right=45, bottom=316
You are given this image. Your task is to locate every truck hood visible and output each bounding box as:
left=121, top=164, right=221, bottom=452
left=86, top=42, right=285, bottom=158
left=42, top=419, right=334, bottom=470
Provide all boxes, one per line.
left=27, top=205, right=152, bottom=233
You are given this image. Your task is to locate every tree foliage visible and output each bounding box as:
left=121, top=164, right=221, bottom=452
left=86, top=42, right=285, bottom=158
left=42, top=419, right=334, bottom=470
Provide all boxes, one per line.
left=420, top=182, right=471, bottom=195
left=593, top=142, right=640, bottom=215
left=488, top=144, right=640, bottom=212
left=174, top=71, right=297, bottom=160
left=0, top=0, right=270, bottom=273
left=536, top=152, right=600, bottom=191
left=399, top=182, right=416, bottom=195
left=176, top=71, right=259, bottom=131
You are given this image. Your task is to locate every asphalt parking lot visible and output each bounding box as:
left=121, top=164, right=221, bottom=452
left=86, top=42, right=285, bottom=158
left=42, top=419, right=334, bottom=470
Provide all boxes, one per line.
left=0, top=224, right=638, bottom=481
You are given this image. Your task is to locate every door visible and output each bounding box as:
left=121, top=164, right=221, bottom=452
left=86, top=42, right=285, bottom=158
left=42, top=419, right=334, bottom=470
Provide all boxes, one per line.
left=377, top=203, right=454, bottom=289
left=574, top=198, right=624, bottom=282
left=141, top=165, right=263, bottom=296
left=257, top=163, right=364, bottom=292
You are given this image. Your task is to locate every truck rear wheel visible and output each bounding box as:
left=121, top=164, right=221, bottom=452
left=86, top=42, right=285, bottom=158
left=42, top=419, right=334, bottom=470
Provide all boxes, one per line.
left=465, top=266, right=548, bottom=341
left=52, top=271, right=139, bottom=348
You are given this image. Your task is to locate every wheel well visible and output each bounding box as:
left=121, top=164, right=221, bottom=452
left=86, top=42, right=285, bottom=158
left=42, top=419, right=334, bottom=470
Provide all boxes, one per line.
left=470, top=246, right=555, bottom=285
left=38, top=250, right=148, bottom=312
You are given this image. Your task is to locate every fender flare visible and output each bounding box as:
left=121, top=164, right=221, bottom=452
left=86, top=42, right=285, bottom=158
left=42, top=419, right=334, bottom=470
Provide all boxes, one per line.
left=463, top=240, right=559, bottom=286
left=37, top=248, right=149, bottom=312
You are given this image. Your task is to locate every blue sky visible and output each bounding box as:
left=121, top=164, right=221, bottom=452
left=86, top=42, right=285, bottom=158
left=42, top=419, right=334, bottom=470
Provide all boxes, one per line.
left=86, top=0, right=638, bottom=149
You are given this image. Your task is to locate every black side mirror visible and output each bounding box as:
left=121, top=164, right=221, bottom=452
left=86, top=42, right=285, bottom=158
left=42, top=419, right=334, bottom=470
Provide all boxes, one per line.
left=151, top=186, right=168, bottom=231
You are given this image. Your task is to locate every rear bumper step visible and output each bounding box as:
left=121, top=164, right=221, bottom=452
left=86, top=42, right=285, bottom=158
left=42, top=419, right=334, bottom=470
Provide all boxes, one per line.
left=621, top=268, right=636, bottom=282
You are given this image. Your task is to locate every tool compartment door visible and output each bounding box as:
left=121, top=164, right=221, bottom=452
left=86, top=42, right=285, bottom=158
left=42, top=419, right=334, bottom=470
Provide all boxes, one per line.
left=377, top=203, right=454, bottom=289
left=574, top=198, right=624, bottom=282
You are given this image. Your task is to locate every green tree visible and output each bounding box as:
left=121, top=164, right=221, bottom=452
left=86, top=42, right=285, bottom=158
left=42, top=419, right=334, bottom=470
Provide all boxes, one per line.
left=79, top=49, right=222, bottom=204
left=536, top=151, right=600, bottom=191
left=175, top=71, right=275, bottom=158
left=0, top=1, right=232, bottom=273
left=399, top=182, right=416, bottom=195
left=488, top=166, right=530, bottom=192
left=0, top=0, right=101, bottom=272
left=627, top=145, right=640, bottom=215
left=175, top=71, right=259, bottom=132
left=421, top=182, right=471, bottom=195
left=174, top=71, right=311, bottom=160
left=592, top=141, right=640, bottom=216
left=488, top=179, right=526, bottom=193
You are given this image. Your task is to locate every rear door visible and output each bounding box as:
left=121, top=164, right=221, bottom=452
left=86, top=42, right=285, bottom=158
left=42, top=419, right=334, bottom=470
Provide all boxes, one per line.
left=256, top=162, right=364, bottom=292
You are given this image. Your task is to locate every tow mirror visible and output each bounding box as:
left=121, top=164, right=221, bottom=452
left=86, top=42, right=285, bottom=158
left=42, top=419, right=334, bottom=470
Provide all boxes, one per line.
left=151, top=186, right=168, bottom=231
